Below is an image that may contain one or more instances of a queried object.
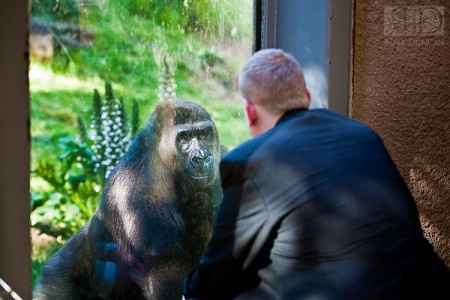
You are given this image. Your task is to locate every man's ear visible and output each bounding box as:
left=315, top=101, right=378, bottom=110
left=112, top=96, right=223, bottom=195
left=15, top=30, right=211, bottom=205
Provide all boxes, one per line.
left=245, top=100, right=258, bottom=126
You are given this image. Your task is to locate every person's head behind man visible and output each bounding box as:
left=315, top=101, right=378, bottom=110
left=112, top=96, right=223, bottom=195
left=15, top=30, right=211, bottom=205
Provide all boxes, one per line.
left=239, top=48, right=311, bottom=137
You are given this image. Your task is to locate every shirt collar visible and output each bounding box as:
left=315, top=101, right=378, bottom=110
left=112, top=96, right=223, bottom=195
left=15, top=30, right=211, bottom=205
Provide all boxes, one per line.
left=275, top=108, right=308, bottom=126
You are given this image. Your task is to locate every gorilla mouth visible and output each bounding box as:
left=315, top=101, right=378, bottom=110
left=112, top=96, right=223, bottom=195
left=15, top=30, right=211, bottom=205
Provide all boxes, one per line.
left=192, top=175, right=210, bottom=180
left=189, top=167, right=213, bottom=180
left=188, top=156, right=214, bottom=181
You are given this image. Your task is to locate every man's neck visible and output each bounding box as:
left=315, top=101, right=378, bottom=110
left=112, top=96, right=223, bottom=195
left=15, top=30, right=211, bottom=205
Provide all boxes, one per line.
left=251, top=105, right=283, bottom=136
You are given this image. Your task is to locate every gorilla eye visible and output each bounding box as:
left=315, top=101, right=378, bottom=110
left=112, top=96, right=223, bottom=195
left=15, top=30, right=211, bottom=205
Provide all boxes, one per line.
left=199, top=129, right=213, bottom=140
left=180, top=142, right=190, bottom=152
left=177, top=133, right=191, bottom=153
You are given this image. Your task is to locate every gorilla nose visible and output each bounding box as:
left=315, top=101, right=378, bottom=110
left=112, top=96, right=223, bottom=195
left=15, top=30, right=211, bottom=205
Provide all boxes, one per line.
left=192, top=155, right=202, bottom=164
left=192, top=153, right=204, bottom=167
left=191, top=150, right=210, bottom=169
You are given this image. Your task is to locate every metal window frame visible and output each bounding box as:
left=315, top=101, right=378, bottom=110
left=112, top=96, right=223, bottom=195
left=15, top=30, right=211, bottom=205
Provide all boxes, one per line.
left=329, top=0, right=354, bottom=116
left=261, top=0, right=278, bottom=49
left=255, top=0, right=354, bottom=116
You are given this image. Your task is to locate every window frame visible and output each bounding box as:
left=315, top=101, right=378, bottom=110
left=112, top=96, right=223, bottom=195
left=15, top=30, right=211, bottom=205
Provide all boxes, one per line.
left=0, top=2, right=353, bottom=298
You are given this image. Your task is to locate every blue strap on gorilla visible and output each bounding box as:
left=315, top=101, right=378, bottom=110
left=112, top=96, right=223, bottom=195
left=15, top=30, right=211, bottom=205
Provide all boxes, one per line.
left=94, top=242, right=119, bottom=296
left=95, top=261, right=117, bottom=291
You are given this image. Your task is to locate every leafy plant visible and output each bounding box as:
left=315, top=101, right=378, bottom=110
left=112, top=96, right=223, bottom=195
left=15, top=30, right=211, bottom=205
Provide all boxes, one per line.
left=158, top=58, right=177, bottom=102
left=31, top=0, right=81, bottom=23
left=31, top=136, right=100, bottom=238
left=89, top=82, right=131, bottom=179
left=115, top=0, right=250, bottom=39
left=131, top=99, right=140, bottom=137
left=31, top=82, right=140, bottom=238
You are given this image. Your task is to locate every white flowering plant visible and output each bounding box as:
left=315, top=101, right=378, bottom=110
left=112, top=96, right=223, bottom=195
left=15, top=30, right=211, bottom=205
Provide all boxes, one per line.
left=31, top=82, right=140, bottom=239
left=88, top=82, right=134, bottom=179
left=158, top=57, right=177, bottom=102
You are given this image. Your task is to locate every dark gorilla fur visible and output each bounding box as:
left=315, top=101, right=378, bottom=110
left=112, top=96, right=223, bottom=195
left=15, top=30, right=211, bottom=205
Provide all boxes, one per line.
left=34, top=101, right=221, bottom=300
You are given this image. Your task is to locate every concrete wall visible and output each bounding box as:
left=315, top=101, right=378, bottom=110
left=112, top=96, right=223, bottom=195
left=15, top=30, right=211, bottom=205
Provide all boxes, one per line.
left=352, top=0, right=450, bottom=264
left=0, top=0, right=32, bottom=298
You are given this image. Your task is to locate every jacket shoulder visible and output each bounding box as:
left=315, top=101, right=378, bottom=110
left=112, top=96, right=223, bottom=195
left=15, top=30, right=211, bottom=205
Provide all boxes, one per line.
left=219, top=133, right=271, bottom=183
left=309, top=109, right=384, bottom=140
left=221, top=134, right=267, bottom=165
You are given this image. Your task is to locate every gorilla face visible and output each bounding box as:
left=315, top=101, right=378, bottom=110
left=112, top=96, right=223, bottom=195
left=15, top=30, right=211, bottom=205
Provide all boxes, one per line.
left=157, top=101, right=220, bottom=188
left=176, top=121, right=216, bottom=183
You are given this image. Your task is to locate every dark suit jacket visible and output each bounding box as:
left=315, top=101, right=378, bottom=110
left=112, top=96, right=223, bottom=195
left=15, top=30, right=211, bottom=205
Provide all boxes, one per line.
left=184, top=109, right=449, bottom=300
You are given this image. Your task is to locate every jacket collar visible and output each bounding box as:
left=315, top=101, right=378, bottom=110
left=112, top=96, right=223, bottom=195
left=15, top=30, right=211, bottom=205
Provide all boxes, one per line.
left=275, top=108, right=308, bottom=126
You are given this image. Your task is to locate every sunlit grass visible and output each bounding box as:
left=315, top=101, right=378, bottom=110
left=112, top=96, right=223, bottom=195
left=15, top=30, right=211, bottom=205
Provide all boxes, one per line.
left=30, top=64, right=103, bottom=92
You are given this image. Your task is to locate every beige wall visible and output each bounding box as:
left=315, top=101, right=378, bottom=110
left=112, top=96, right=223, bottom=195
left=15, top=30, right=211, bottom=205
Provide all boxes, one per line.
left=352, top=0, right=450, bottom=264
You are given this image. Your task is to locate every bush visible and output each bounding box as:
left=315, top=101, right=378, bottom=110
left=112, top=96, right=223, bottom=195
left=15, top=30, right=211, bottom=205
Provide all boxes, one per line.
left=31, top=82, right=140, bottom=238
left=31, top=136, right=100, bottom=238
left=113, top=0, right=250, bottom=39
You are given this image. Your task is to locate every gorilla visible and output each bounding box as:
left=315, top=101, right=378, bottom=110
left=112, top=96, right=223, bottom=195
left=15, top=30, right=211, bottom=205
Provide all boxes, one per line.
left=34, top=100, right=222, bottom=300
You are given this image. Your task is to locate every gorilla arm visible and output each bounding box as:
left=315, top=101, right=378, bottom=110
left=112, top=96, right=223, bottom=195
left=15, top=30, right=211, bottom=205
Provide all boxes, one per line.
left=33, top=228, right=90, bottom=300
left=33, top=218, right=119, bottom=300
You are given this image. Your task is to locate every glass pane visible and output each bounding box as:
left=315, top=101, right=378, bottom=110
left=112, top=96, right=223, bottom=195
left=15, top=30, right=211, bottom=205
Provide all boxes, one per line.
left=276, top=0, right=330, bottom=109
left=29, top=0, right=252, bottom=289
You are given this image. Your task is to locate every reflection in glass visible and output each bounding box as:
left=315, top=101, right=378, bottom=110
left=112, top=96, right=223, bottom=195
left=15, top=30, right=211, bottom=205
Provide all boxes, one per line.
left=276, top=0, right=330, bottom=109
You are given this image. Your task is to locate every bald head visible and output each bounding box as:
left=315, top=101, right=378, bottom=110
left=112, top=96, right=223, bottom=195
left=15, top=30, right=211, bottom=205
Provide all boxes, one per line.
left=239, top=49, right=310, bottom=115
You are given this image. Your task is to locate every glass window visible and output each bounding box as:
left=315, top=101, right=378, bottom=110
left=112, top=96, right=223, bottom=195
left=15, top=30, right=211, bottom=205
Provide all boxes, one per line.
left=276, top=0, right=330, bottom=109
left=29, top=0, right=253, bottom=287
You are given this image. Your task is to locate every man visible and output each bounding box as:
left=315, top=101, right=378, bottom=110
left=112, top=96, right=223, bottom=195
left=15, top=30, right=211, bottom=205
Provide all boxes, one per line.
left=183, top=49, right=449, bottom=299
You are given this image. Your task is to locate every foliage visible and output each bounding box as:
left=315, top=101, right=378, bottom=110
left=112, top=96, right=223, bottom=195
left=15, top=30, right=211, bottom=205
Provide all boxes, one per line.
left=32, top=0, right=250, bottom=39
left=31, top=0, right=80, bottom=23
left=199, top=48, right=226, bottom=70
left=198, top=47, right=234, bottom=88
left=131, top=99, right=140, bottom=137
left=31, top=136, right=100, bottom=239
left=33, top=0, right=251, bottom=98
left=31, top=83, right=140, bottom=238
left=89, top=82, right=132, bottom=179
left=158, top=58, right=177, bottom=102
left=107, top=0, right=250, bottom=39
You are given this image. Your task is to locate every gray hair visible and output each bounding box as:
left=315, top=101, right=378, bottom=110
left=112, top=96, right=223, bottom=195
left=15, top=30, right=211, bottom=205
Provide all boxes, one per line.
left=238, top=49, right=309, bottom=114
